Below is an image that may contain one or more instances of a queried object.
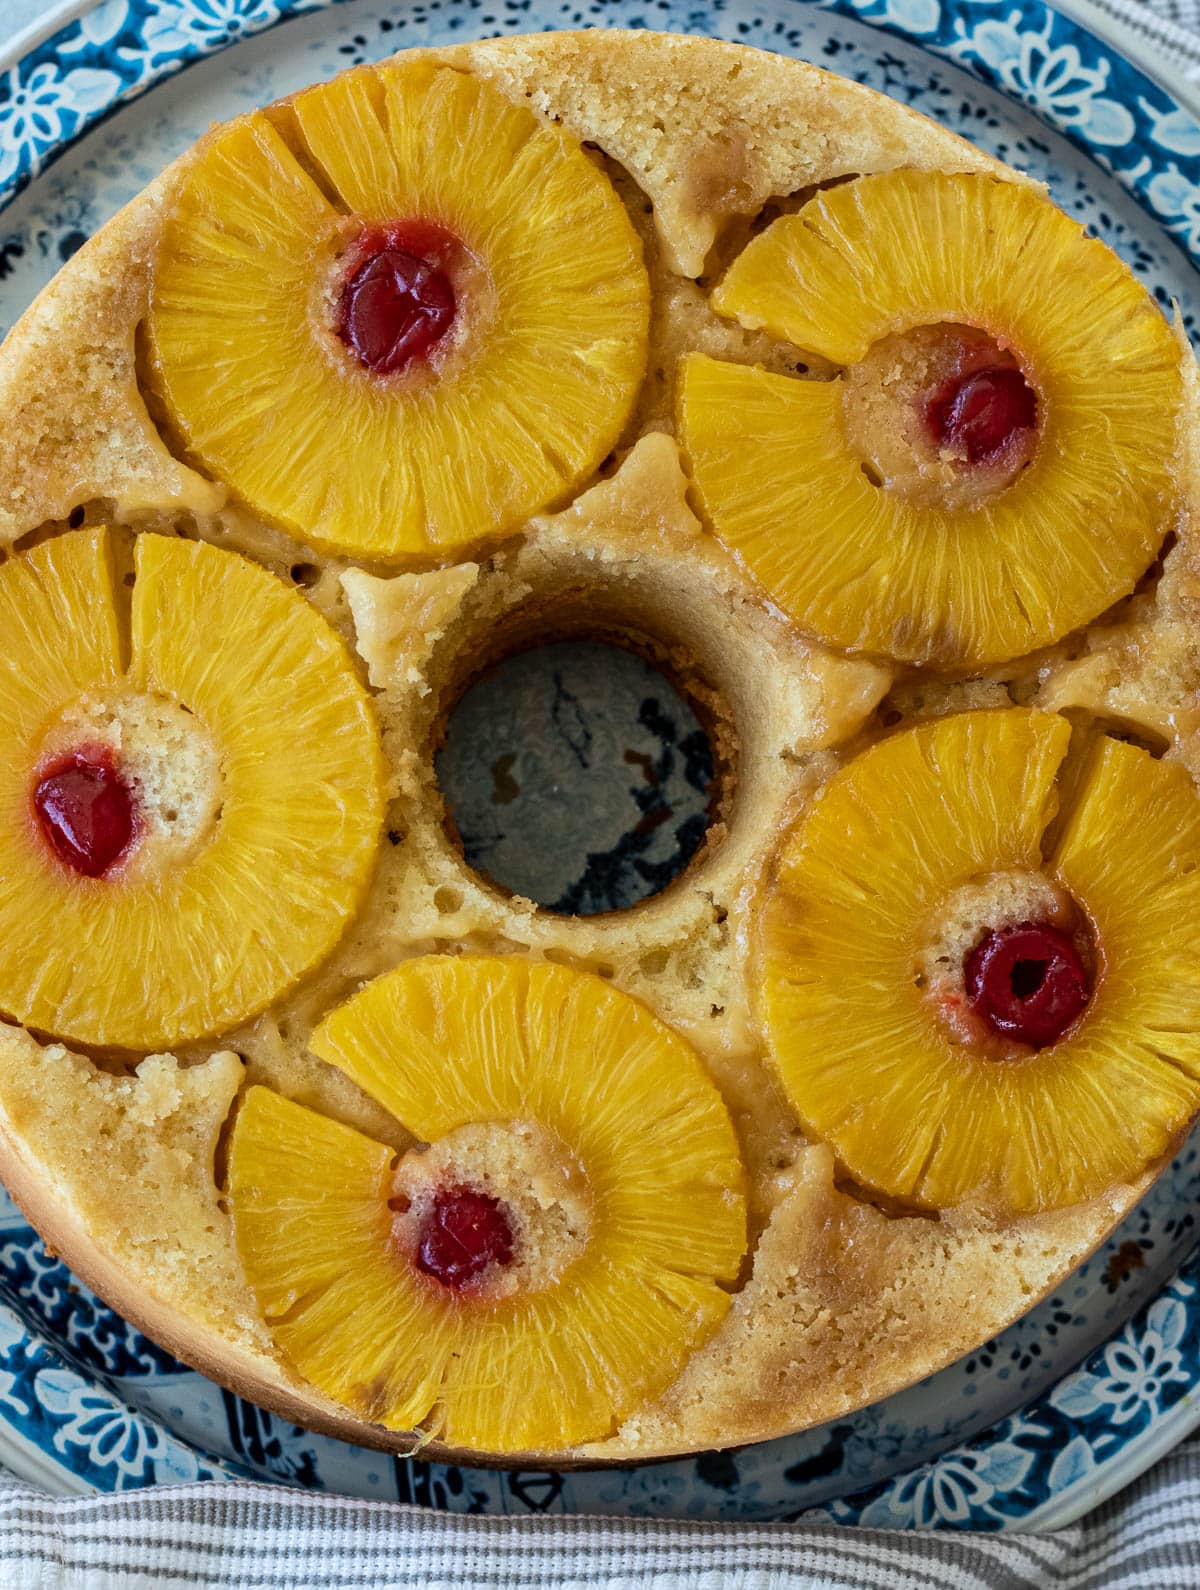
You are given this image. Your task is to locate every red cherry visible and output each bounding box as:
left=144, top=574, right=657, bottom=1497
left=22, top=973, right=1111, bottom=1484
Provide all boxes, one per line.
left=338, top=229, right=456, bottom=374
left=964, top=921, right=1090, bottom=1049
left=33, top=751, right=136, bottom=878
left=415, top=1185, right=515, bottom=1289
left=926, top=365, right=1037, bottom=464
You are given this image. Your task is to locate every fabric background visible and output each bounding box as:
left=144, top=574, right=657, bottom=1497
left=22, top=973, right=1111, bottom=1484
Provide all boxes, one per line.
left=1, top=1443, right=1199, bottom=1588
left=2, top=0, right=1200, bottom=1585
left=1091, top=0, right=1200, bottom=70
left=1093, top=0, right=1200, bottom=73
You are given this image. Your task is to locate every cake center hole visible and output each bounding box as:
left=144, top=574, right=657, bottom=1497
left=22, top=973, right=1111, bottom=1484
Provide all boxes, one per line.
left=436, top=640, right=717, bottom=915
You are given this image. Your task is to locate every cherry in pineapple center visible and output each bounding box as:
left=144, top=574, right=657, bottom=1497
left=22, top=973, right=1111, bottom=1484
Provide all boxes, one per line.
left=965, top=919, right=1091, bottom=1049
left=29, top=687, right=227, bottom=890
left=926, top=364, right=1037, bottom=466
left=337, top=223, right=459, bottom=374
left=843, top=323, right=1040, bottom=510
left=415, top=1185, right=516, bottom=1289
left=33, top=748, right=136, bottom=878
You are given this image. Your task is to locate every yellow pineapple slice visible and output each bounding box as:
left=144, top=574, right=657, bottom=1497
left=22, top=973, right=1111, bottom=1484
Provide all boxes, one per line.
left=0, top=529, right=384, bottom=1049
left=680, top=172, right=1182, bottom=668
left=228, top=956, right=746, bottom=1452
left=759, top=708, right=1200, bottom=1214
left=148, top=62, right=649, bottom=561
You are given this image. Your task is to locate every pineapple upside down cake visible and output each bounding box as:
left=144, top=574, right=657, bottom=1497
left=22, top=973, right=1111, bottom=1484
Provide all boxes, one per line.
left=0, top=27, right=1198, bottom=1464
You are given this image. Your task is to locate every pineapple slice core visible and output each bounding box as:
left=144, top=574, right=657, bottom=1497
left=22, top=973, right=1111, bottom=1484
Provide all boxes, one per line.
left=33, top=748, right=135, bottom=877
left=963, top=920, right=1090, bottom=1049
left=842, top=324, right=1039, bottom=511
left=760, top=708, right=1200, bottom=1215
left=148, top=62, right=650, bottom=560
left=413, top=1187, right=515, bottom=1289
left=392, top=1119, right=593, bottom=1300
left=919, top=867, right=1090, bottom=1055
left=682, top=171, right=1182, bottom=668
left=0, top=529, right=385, bottom=1050
left=228, top=956, right=747, bottom=1452
left=336, top=222, right=459, bottom=374
left=35, top=688, right=224, bottom=880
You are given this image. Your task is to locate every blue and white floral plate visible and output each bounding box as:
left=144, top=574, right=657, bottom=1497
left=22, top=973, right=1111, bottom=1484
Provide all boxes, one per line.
left=2, top=0, right=1200, bottom=1533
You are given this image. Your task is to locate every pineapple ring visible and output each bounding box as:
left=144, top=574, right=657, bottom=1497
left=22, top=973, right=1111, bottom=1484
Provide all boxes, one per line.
left=0, top=529, right=385, bottom=1049
left=760, top=707, right=1200, bottom=1215
left=227, top=955, right=747, bottom=1452
left=147, top=61, right=650, bottom=561
left=680, top=170, right=1183, bottom=669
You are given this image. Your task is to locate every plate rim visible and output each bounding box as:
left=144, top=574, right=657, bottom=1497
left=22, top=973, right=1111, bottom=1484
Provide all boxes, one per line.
left=1, top=0, right=1200, bottom=1531
left=0, top=0, right=97, bottom=71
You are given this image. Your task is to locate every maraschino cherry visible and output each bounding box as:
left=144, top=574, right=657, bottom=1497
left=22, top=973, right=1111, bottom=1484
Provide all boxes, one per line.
left=964, top=921, right=1090, bottom=1049
left=33, top=750, right=136, bottom=878
left=415, top=1185, right=515, bottom=1289
left=338, top=225, right=456, bottom=374
left=926, top=365, right=1038, bottom=465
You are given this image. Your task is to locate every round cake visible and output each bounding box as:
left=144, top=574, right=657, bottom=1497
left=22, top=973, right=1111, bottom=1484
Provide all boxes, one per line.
left=0, top=27, right=1197, bottom=1465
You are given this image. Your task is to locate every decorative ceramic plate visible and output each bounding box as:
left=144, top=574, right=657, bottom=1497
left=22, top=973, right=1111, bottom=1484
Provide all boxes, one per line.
left=2, top=0, right=1200, bottom=1532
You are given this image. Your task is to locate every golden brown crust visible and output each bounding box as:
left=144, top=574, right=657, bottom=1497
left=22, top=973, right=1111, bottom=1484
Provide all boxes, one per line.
left=591, top=1147, right=1152, bottom=1457
left=0, top=29, right=1184, bottom=1465
left=0, top=195, right=224, bottom=539
left=433, top=31, right=1008, bottom=274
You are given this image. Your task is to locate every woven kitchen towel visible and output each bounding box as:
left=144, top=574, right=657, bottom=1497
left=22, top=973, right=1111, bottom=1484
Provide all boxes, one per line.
left=2, top=1, right=1200, bottom=1587
left=1091, top=0, right=1200, bottom=70
left=0, top=1430, right=1198, bottom=1588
